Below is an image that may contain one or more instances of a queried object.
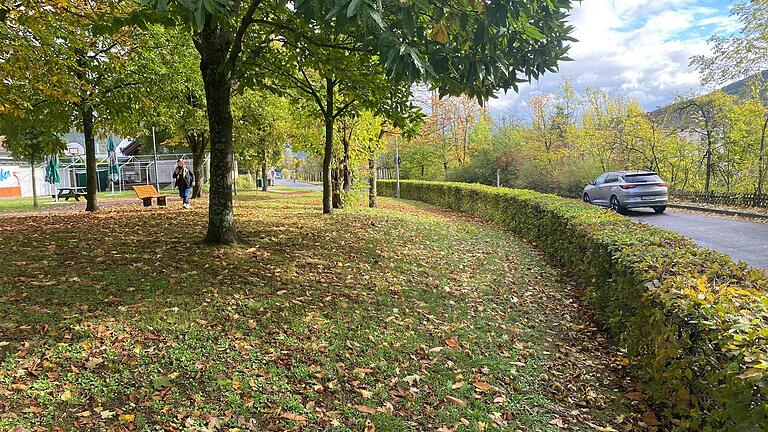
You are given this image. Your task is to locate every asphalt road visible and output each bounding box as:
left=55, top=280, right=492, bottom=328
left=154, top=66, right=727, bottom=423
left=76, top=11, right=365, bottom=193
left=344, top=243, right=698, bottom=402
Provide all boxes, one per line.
left=274, top=179, right=322, bottom=190
left=629, top=208, right=768, bottom=270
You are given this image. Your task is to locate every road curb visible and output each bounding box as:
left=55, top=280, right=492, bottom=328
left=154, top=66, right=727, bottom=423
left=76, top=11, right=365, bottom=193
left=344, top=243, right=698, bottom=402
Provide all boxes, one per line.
left=668, top=203, right=768, bottom=220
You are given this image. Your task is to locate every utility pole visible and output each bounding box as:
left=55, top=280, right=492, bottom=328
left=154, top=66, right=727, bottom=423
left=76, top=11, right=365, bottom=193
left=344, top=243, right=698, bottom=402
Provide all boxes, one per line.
left=496, top=169, right=500, bottom=187
left=152, top=127, right=159, bottom=191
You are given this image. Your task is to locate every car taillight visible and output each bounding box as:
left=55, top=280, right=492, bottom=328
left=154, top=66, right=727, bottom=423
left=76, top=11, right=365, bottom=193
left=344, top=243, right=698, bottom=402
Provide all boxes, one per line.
left=657, top=182, right=668, bottom=187
left=620, top=184, right=637, bottom=189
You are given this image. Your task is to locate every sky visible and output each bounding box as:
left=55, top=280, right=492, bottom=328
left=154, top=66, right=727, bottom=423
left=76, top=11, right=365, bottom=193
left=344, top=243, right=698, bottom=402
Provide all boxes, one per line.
left=487, top=0, right=739, bottom=117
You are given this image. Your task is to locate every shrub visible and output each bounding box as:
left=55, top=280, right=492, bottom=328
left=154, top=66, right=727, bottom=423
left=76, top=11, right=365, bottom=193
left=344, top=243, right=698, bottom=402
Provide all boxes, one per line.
left=379, top=180, right=768, bottom=431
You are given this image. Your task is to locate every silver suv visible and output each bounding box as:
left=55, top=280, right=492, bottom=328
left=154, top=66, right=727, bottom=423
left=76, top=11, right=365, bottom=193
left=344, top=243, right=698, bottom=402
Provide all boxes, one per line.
left=582, top=171, right=668, bottom=214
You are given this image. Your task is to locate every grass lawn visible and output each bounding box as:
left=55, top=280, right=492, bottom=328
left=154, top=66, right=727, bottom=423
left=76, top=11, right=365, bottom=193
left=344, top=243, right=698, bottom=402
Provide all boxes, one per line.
left=0, top=191, right=652, bottom=431
left=0, top=191, right=137, bottom=213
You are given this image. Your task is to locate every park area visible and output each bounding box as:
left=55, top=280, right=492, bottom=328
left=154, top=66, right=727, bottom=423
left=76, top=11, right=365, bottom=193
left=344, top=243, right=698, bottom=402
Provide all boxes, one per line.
left=0, top=189, right=656, bottom=431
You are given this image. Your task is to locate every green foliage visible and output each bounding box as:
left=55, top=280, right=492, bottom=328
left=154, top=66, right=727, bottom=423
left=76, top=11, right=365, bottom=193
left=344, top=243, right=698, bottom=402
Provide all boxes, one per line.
left=233, top=90, right=293, bottom=171
left=379, top=180, right=768, bottom=431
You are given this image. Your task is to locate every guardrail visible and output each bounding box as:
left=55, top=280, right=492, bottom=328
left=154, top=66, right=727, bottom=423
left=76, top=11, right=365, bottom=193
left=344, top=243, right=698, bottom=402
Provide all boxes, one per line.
left=671, top=190, right=768, bottom=208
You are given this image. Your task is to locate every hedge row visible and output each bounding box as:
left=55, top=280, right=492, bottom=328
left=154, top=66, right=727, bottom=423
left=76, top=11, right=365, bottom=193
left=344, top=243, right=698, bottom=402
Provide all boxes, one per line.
left=379, top=180, right=768, bottom=431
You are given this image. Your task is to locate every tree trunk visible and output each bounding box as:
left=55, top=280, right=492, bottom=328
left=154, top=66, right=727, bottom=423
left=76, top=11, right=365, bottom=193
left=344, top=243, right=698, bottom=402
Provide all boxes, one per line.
left=332, top=166, right=343, bottom=209
left=188, top=130, right=208, bottom=199
left=368, top=156, right=376, bottom=208
left=261, top=148, right=268, bottom=192
left=185, top=130, right=208, bottom=199
left=757, top=115, right=768, bottom=201
left=30, top=159, right=38, bottom=208
left=81, top=104, right=99, bottom=212
left=200, top=42, right=237, bottom=245
left=704, top=143, right=712, bottom=194
left=322, top=78, right=334, bottom=214
left=342, top=129, right=352, bottom=192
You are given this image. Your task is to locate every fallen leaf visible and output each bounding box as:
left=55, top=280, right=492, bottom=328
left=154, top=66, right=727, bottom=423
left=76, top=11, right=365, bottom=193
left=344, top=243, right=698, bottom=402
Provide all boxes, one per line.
left=280, top=412, right=307, bottom=422
left=355, top=405, right=379, bottom=415
left=355, top=388, right=373, bottom=398
left=549, top=417, right=566, bottom=428
left=643, top=411, right=661, bottom=426
left=472, top=380, right=494, bottom=392
left=445, top=338, right=459, bottom=348
left=445, top=396, right=466, bottom=407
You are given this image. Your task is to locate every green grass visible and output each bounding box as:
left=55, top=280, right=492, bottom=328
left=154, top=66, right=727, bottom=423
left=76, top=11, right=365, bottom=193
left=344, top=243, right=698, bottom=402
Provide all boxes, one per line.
left=0, top=191, right=644, bottom=431
left=0, top=191, right=136, bottom=213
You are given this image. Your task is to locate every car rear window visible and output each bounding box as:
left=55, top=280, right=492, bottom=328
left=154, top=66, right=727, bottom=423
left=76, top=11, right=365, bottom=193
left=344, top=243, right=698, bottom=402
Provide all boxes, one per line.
left=624, top=173, right=662, bottom=183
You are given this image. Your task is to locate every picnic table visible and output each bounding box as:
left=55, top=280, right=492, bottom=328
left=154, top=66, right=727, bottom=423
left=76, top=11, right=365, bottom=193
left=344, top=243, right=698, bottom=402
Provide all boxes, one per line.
left=54, top=187, right=87, bottom=201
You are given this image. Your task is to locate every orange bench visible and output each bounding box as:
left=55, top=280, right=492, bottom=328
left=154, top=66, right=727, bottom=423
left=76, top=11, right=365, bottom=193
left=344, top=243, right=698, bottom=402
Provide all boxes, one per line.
left=132, top=185, right=168, bottom=207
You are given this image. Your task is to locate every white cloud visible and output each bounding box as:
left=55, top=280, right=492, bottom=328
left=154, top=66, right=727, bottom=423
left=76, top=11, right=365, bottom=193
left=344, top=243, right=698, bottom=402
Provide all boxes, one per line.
left=489, top=0, right=739, bottom=116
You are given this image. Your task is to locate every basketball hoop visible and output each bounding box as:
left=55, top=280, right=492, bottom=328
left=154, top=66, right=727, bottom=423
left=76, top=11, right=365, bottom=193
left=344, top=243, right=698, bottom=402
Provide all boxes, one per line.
left=66, top=142, right=84, bottom=157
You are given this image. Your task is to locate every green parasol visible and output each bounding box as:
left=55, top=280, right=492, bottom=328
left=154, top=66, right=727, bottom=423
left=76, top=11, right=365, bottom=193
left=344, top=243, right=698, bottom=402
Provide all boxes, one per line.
left=44, top=155, right=61, bottom=184
left=107, top=138, right=119, bottom=182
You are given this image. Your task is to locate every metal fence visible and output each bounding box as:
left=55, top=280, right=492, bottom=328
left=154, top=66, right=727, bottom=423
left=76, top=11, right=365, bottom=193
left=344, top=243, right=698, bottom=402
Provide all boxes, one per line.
left=55, top=153, right=209, bottom=193
left=671, top=190, right=768, bottom=208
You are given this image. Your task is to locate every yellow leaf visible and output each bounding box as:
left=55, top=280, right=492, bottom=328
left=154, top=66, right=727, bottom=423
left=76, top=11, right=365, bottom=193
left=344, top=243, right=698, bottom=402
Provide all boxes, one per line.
left=60, top=390, right=73, bottom=401
left=429, top=23, right=449, bottom=44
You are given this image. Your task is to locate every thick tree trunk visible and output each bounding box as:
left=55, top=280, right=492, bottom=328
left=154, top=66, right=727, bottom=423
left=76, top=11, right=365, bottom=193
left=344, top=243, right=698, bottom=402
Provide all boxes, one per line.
left=368, top=157, right=376, bottom=208
left=261, top=148, right=268, bottom=192
left=322, top=78, right=334, bottom=214
left=30, top=159, right=38, bottom=208
left=200, top=44, right=237, bottom=245
left=81, top=104, right=98, bottom=212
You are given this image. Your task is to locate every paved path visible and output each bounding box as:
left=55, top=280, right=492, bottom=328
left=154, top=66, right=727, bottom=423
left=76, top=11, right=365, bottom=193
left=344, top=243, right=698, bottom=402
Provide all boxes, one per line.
left=274, top=179, right=322, bottom=190
left=629, top=208, right=768, bottom=270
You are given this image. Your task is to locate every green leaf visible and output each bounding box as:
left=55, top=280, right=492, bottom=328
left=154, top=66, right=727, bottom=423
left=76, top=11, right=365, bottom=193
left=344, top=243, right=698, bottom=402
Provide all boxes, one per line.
left=347, top=0, right=362, bottom=17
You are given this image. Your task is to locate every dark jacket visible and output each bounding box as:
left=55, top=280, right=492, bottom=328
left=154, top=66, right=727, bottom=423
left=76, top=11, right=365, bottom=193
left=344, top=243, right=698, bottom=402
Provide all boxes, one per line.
left=173, top=166, right=194, bottom=190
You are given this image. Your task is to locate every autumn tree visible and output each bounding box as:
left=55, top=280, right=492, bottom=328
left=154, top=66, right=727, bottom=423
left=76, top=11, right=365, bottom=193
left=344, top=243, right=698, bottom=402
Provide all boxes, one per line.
left=233, top=90, right=292, bottom=191
left=690, top=1, right=768, bottom=86
left=135, top=0, right=575, bottom=242
left=0, top=1, right=157, bottom=212
left=692, top=0, right=768, bottom=198
left=0, top=113, right=66, bottom=207
left=675, top=91, right=736, bottom=193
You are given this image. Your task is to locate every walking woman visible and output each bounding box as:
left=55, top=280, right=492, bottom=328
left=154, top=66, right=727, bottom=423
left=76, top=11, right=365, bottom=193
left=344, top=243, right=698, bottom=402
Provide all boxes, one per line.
left=172, top=159, right=194, bottom=209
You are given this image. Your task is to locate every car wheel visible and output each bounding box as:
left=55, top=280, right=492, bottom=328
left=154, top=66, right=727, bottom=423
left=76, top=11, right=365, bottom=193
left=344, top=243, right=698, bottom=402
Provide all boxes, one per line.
left=610, top=196, right=627, bottom=215
left=653, top=205, right=666, bottom=214
left=582, top=193, right=591, bottom=204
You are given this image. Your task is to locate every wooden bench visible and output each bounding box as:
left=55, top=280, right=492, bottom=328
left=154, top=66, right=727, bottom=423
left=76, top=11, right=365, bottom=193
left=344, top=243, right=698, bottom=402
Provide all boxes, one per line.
left=132, top=185, right=167, bottom=207
left=54, top=187, right=87, bottom=201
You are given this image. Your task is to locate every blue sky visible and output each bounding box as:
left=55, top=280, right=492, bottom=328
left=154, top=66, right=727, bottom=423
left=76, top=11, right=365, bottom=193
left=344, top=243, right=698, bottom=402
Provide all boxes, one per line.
left=487, top=0, right=738, bottom=116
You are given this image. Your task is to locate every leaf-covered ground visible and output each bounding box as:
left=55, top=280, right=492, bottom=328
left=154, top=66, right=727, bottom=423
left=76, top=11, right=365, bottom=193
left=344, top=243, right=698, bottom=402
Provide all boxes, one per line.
left=0, top=190, right=660, bottom=431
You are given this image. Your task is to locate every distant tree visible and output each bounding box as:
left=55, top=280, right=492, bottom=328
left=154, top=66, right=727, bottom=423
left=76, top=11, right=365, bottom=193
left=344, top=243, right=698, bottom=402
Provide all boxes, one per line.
left=0, top=114, right=66, bottom=207
left=690, top=1, right=768, bottom=86
left=233, top=91, right=292, bottom=192
left=675, top=92, right=737, bottom=193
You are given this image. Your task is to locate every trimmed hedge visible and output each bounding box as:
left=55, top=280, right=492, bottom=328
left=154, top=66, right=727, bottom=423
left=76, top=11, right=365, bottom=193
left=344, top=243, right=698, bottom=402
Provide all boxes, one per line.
left=379, top=180, right=768, bottom=431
